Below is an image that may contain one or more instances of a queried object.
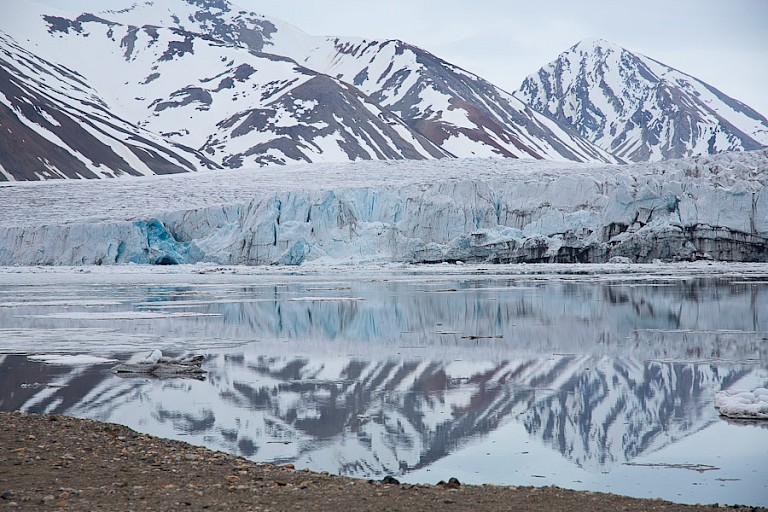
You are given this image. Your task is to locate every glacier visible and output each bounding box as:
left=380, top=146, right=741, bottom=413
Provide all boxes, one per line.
left=0, top=150, right=766, bottom=266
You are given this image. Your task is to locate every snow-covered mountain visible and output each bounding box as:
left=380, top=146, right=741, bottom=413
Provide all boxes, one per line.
left=0, top=0, right=618, bottom=181
left=515, top=38, right=768, bottom=162
left=288, top=38, right=616, bottom=162
left=0, top=2, right=447, bottom=176
left=92, top=0, right=619, bottom=163
left=5, top=2, right=766, bottom=181
left=0, top=29, right=215, bottom=180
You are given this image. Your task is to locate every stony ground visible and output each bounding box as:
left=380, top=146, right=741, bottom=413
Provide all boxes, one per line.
left=0, top=412, right=764, bottom=512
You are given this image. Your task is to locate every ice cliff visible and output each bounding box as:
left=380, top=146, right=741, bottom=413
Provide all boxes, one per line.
left=0, top=150, right=766, bottom=266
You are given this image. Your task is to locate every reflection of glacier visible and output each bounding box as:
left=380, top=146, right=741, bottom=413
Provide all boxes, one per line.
left=3, top=353, right=757, bottom=476
left=2, top=276, right=765, bottom=362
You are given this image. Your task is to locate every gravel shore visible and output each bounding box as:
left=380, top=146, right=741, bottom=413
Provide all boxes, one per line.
left=0, top=412, right=763, bottom=512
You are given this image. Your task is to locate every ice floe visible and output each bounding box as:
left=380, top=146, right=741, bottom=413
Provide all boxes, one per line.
left=714, top=388, right=768, bottom=420
left=20, top=311, right=222, bottom=320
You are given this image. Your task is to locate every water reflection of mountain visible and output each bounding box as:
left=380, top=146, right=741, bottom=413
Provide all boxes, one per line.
left=522, top=359, right=751, bottom=470
left=204, top=279, right=766, bottom=355
left=1, top=275, right=765, bottom=476
left=2, top=353, right=756, bottom=477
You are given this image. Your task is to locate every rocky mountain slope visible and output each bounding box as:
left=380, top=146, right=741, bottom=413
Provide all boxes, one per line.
left=0, top=29, right=215, bottom=180
left=4, top=2, right=765, bottom=180
left=1, top=2, right=447, bottom=176
left=287, top=37, right=613, bottom=162
left=515, top=38, right=768, bottom=162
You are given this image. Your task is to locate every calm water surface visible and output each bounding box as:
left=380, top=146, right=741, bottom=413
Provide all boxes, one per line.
left=0, top=265, right=766, bottom=506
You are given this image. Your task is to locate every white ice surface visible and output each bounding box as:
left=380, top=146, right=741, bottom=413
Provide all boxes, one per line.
left=143, top=349, right=163, bottom=364
left=19, top=311, right=222, bottom=320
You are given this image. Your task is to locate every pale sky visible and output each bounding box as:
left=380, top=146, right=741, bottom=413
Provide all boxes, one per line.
left=36, top=0, right=768, bottom=116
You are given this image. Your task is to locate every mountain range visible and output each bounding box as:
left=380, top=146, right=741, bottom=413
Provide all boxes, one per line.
left=1, top=0, right=766, bottom=180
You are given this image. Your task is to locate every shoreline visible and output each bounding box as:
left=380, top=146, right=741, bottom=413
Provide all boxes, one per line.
left=1, top=412, right=764, bottom=512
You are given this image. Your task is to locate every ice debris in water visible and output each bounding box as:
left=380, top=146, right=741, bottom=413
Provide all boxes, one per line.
left=113, top=350, right=206, bottom=377
left=714, top=388, right=768, bottom=420
left=144, top=349, right=163, bottom=364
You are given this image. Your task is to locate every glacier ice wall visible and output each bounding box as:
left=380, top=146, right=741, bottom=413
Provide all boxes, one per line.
left=0, top=151, right=766, bottom=265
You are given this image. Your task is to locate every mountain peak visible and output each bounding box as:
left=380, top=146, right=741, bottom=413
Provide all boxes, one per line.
left=516, top=39, right=768, bottom=162
left=570, top=37, right=620, bottom=52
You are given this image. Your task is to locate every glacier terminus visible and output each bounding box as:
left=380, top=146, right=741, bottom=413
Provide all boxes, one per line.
left=0, top=150, right=766, bottom=266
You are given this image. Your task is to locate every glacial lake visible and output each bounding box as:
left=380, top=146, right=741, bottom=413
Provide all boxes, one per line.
left=0, top=263, right=766, bottom=506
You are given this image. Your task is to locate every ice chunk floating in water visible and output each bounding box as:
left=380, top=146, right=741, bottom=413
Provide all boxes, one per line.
left=112, top=350, right=206, bottom=377
left=715, top=388, right=768, bottom=420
